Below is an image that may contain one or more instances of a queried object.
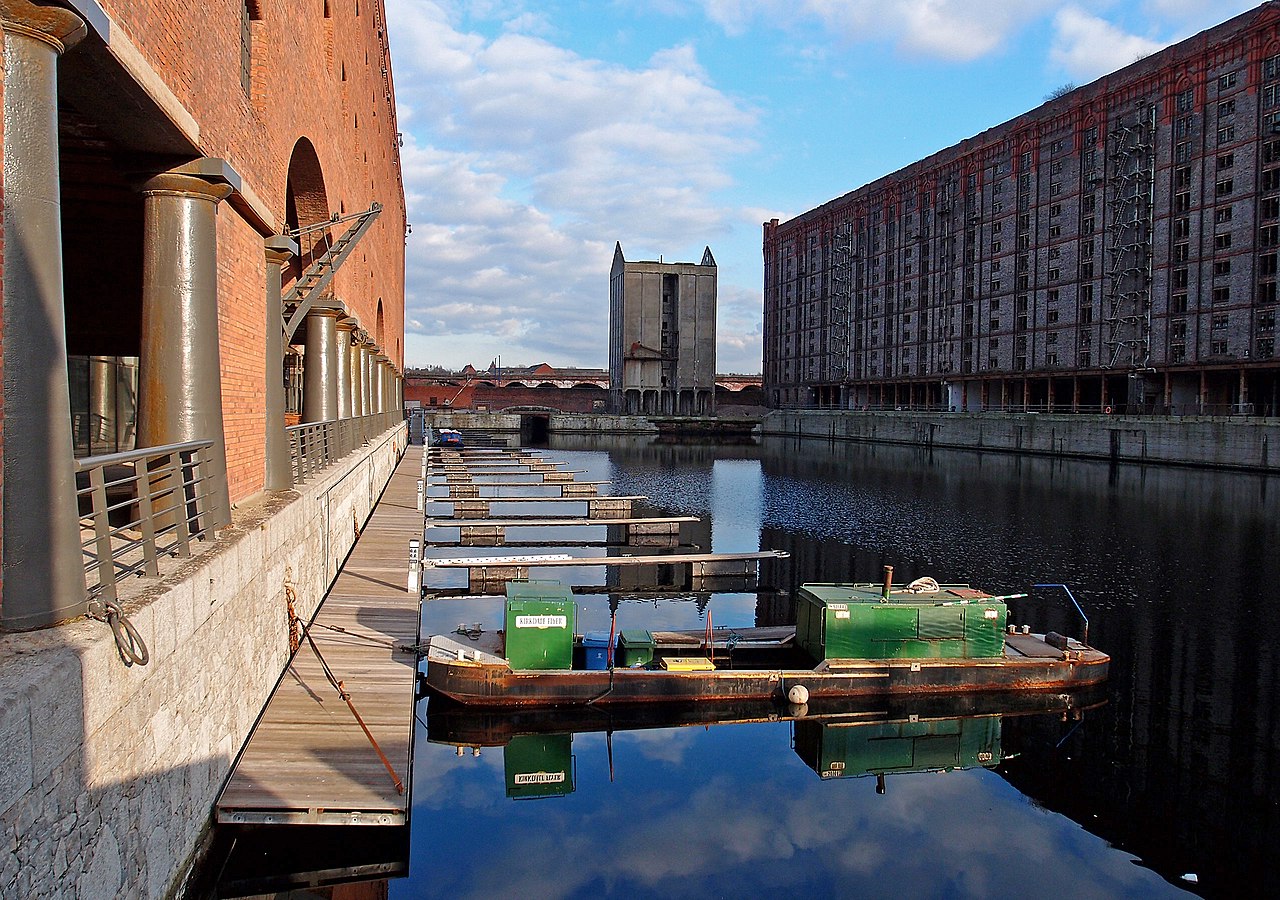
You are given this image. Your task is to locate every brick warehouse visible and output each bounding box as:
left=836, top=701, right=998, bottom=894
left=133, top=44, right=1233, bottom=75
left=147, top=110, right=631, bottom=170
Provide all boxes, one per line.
left=764, top=2, right=1280, bottom=417
left=0, top=1, right=407, bottom=896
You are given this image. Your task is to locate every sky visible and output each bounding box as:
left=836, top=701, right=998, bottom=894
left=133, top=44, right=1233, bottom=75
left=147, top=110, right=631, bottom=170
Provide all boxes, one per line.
left=384, top=0, right=1262, bottom=374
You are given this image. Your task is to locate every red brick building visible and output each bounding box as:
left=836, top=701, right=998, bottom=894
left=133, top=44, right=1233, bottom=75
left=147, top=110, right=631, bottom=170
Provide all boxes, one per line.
left=0, top=0, right=406, bottom=627
left=764, top=3, right=1280, bottom=416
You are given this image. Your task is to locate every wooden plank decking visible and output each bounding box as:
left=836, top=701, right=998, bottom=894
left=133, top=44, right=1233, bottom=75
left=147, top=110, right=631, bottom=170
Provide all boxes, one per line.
left=216, top=446, right=425, bottom=826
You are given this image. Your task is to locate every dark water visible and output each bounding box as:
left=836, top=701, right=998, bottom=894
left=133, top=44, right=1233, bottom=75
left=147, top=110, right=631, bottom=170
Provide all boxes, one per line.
left=216, top=435, right=1280, bottom=899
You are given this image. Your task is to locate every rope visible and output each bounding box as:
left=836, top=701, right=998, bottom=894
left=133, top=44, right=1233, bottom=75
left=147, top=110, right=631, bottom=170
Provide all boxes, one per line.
left=303, top=627, right=405, bottom=795
left=285, top=585, right=302, bottom=656
left=454, top=624, right=485, bottom=641
left=88, top=598, right=149, bottom=667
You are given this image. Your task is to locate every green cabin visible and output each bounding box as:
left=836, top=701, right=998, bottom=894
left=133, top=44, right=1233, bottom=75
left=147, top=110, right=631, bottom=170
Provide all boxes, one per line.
left=796, top=583, right=1007, bottom=662
left=504, top=581, right=575, bottom=670
left=504, top=733, right=575, bottom=799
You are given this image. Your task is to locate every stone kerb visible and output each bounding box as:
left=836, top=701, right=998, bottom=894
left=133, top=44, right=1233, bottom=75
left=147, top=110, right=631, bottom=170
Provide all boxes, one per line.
left=0, top=422, right=408, bottom=899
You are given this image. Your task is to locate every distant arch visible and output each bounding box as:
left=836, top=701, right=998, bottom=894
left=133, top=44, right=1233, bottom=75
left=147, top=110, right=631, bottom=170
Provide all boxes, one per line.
left=376, top=299, right=385, bottom=348
left=285, top=138, right=331, bottom=278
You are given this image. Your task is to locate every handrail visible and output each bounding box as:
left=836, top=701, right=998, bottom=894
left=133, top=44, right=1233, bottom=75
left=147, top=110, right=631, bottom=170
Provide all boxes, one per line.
left=1033, top=583, right=1090, bottom=645
left=74, top=439, right=218, bottom=603
left=287, top=411, right=403, bottom=483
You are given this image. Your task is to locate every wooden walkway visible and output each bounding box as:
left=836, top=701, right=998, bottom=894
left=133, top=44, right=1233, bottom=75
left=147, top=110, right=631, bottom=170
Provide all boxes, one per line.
left=216, top=445, right=425, bottom=826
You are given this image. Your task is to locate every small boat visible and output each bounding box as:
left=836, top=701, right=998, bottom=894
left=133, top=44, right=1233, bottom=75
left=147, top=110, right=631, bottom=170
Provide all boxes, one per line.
left=423, top=574, right=1110, bottom=708
left=436, top=428, right=464, bottom=448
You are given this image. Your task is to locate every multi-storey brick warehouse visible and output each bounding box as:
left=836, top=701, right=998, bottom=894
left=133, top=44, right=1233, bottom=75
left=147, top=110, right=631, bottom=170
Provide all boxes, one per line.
left=764, top=3, right=1280, bottom=416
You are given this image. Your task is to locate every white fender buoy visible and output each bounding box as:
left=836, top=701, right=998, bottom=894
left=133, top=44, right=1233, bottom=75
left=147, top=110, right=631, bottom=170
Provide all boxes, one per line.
left=788, top=684, right=810, bottom=705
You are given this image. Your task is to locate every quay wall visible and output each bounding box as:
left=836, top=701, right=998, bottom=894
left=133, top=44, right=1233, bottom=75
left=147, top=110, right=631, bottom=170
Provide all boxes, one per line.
left=426, top=412, right=658, bottom=434
left=761, top=410, right=1279, bottom=473
left=0, top=425, right=408, bottom=900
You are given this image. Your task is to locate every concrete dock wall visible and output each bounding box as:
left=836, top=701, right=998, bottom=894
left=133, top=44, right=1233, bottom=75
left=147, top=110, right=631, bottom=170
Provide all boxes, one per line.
left=426, top=412, right=657, bottom=434
left=761, top=410, right=1279, bottom=473
left=0, top=425, right=407, bottom=899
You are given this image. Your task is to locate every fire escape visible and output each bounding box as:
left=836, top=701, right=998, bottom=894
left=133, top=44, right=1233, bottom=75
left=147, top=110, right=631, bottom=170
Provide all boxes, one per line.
left=1103, top=103, right=1156, bottom=385
left=282, top=202, right=382, bottom=341
left=830, top=223, right=854, bottom=396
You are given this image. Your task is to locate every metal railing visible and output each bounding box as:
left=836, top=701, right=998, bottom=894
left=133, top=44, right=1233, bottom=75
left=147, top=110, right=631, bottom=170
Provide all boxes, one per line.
left=777, top=401, right=1276, bottom=417
left=74, top=440, right=219, bottom=602
left=288, top=411, right=401, bottom=482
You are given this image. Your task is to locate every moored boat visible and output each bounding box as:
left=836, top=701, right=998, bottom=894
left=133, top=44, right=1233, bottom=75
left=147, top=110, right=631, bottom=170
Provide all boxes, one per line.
left=423, top=574, right=1110, bottom=708
left=436, top=428, right=464, bottom=447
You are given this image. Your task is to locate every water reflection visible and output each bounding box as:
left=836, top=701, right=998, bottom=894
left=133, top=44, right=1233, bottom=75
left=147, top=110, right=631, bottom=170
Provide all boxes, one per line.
left=209, top=435, right=1277, bottom=898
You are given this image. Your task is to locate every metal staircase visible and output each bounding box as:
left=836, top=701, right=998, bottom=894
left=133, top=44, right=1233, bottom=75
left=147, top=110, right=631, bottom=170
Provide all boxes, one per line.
left=1103, top=103, right=1155, bottom=371
left=282, top=202, right=382, bottom=341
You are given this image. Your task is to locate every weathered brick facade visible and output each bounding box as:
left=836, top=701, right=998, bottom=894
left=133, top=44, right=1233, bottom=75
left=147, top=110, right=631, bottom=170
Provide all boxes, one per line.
left=764, top=3, right=1280, bottom=416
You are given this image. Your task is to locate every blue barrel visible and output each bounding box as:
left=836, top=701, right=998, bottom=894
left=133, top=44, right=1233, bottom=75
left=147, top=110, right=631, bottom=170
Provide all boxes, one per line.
left=582, top=631, right=612, bottom=670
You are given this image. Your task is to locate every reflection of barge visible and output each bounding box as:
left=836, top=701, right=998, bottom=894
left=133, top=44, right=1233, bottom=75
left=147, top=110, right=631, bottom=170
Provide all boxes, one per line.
left=423, top=574, right=1110, bottom=708
left=426, top=688, right=1106, bottom=796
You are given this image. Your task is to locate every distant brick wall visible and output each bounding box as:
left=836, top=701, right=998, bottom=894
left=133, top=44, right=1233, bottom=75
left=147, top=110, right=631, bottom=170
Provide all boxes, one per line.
left=406, top=381, right=609, bottom=413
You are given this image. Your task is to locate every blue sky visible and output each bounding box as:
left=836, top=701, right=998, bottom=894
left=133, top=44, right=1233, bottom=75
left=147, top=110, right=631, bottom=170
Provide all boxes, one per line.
left=385, top=0, right=1260, bottom=374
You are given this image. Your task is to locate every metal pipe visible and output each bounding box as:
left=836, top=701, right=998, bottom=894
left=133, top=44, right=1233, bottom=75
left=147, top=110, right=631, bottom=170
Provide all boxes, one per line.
left=264, top=236, right=296, bottom=490
left=881, top=565, right=893, bottom=600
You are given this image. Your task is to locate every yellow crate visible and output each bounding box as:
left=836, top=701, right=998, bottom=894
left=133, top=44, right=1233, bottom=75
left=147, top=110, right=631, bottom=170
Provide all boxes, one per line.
left=660, top=657, right=717, bottom=672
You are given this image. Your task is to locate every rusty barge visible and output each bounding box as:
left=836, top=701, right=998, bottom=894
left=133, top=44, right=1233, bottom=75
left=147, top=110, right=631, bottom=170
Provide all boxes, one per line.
left=423, top=575, right=1109, bottom=708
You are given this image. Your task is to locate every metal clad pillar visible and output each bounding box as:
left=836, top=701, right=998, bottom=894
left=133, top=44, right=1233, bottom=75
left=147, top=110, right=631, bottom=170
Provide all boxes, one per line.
left=361, top=344, right=374, bottom=414
left=302, top=308, right=340, bottom=422
left=0, top=0, right=89, bottom=630
left=336, top=319, right=355, bottom=419
left=264, top=235, right=296, bottom=490
left=349, top=333, right=365, bottom=418
left=138, top=163, right=237, bottom=530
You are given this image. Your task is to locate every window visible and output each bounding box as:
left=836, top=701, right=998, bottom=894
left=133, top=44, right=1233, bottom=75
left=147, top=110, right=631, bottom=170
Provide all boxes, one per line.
left=1176, top=116, right=1192, bottom=138
left=1175, top=167, right=1192, bottom=189
left=991, top=241, right=1002, bottom=253
left=1172, top=320, right=1187, bottom=340
left=990, top=298, right=1001, bottom=310
left=1213, top=286, right=1230, bottom=304
left=1267, top=55, right=1280, bottom=80
left=1264, top=197, right=1280, bottom=221
left=1049, top=224, right=1061, bottom=238
left=990, top=280, right=1001, bottom=292
left=1212, top=313, right=1228, bottom=330
left=1263, top=225, right=1280, bottom=247
left=1215, top=233, right=1232, bottom=252
left=1172, top=293, right=1188, bottom=314
left=989, top=318, right=1000, bottom=331
left=1211, top=339, right=1228, bottom=355
left=1214, top=260, right=1231, bottom=277
left=1082, top=216, right=1095, bottom=234
left=1218, top=126, right=1236, bottom=145
left=1175, top=192, right=1192, bottom=212
left=1217, top=179, right=1234, bottom=197
left=1219, top=71, right=1238, bottom=91
left=1175, top=142, right=1192, bottom=163
left=1048, top=309, right=1060, bottom=323
left=1176, top=89, right=1194, bottom=112
left=1173, top=268, right=1189, bottom=289
left=989, top=337, right=999, bottom=350
left=1047, top=331, right=1058, bottom=344
left=1218, top=153, right=1234, bottom=171
left=1259, top=338, right=1276, bottom=358
left=1215, top=207, right=1233, bottom=224
left=1266, top=170, right=1280, bottom=193
left=1266, top=83, right=1280, bottom=109
left=1263, top=253, right=1278, bottom=276
left=1218, top=99, right=1236, bottom=118
left=1259, top=309, right=1276, bottom=332
left=1174, top=243, right=1190, bottom=262
left=1048, top=267, right=1061, bottom=280
left=1175, top=217, right=1191, bottom=238
left=1171, top=344, right=1186, bottom=363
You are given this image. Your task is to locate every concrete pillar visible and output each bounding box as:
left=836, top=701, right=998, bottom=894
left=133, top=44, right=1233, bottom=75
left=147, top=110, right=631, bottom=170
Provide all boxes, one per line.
left=302, top=308, right=340, bottom=422
left=349, top=333, right=365, bottom=418
left=336, top=320, right=355, bottom=419
left=0, top=0, right=89, bottom=630
left=137, top=165, right=236, bottom=531
left=264, top=236, right=296, bottom=490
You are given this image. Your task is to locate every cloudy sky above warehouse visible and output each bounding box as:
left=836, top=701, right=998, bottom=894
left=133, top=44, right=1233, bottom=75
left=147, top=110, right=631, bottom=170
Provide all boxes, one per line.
left=386, top=0, right=1257, bottom=373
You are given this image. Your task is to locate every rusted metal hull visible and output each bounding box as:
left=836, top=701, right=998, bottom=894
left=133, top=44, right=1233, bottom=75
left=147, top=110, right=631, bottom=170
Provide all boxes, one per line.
left=424, top=640, right=1110, bottom=709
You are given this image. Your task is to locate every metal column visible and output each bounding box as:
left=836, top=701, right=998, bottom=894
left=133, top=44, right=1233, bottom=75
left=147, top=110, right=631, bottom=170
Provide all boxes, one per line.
left=264, top=235, right=296, bottom=490
left=349, top=333, right=365, bottom=418
left=0, top=0, right=89, bottom=630
left=336, top=319, right=355, bottom=419
left=137, top=162, right=237, bottom=531
left=302, top=308, right=340, bottom=422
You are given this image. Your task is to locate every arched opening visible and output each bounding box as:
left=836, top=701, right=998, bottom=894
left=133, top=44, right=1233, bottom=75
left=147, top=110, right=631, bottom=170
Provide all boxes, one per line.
left=283, top=137, right=332, bottom=420
left=376, top=300, right=385, bottom=348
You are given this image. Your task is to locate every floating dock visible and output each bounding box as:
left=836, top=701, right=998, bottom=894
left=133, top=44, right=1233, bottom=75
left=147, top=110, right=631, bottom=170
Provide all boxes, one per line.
left=216, top=446, right=426, bottom=826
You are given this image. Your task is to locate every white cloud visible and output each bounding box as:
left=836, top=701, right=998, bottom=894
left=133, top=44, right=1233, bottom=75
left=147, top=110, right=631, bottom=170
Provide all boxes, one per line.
left=694, top=0, right=1057, bottom=61
left=386, top=1, right=758, bottom=369
left=1049, top=7, right=1167, bottom=81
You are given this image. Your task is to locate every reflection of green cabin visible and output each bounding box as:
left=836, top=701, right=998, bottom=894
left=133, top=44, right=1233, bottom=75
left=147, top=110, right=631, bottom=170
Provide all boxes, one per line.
left=792, top=716, right=1002, bottom=780
left=503, top=733, right=575, bottom=799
